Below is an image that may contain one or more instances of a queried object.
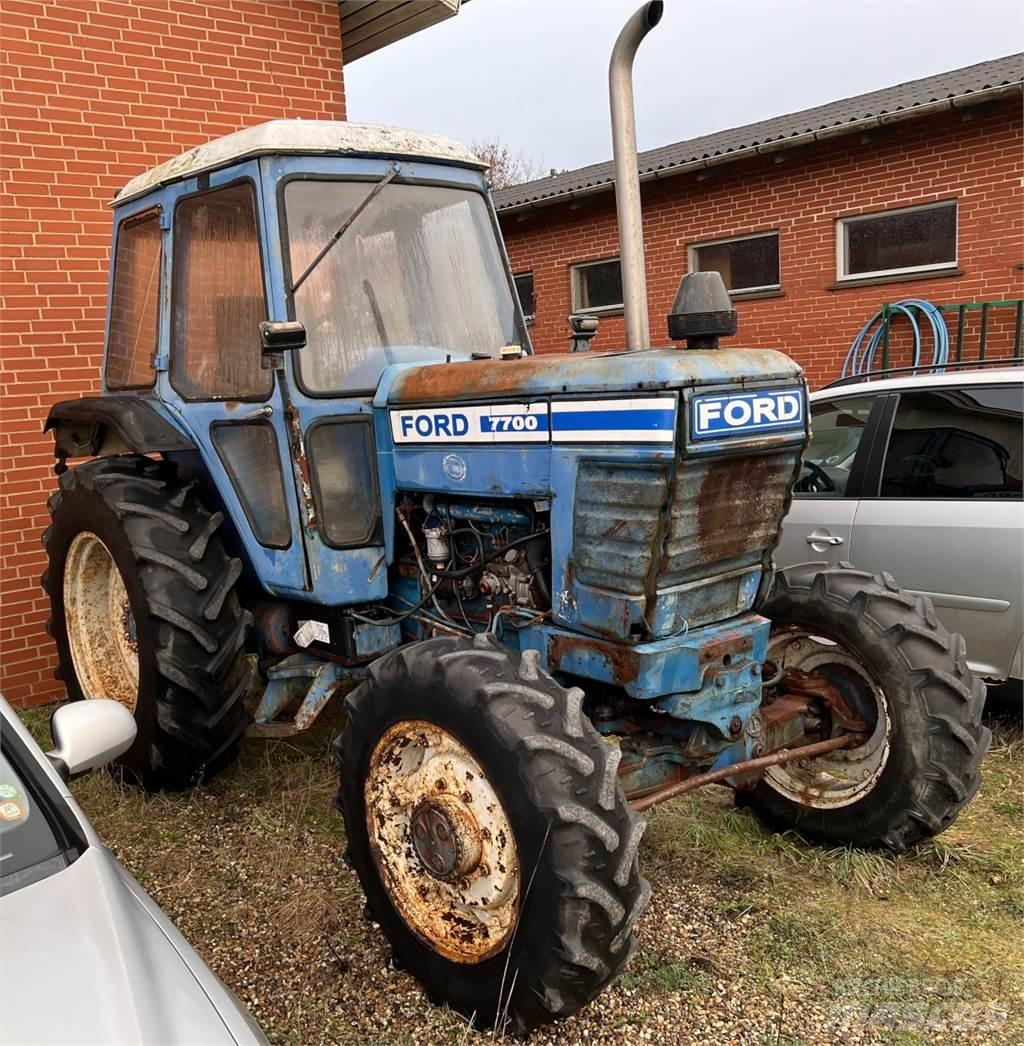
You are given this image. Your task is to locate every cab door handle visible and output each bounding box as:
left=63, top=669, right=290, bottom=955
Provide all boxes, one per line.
left=807, top=531, right=843, bottom=546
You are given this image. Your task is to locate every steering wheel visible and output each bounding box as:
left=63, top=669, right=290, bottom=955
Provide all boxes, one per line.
left=796, top=460, right=837, bottom=494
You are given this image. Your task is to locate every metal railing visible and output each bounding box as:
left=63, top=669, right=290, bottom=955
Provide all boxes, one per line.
left=876, top=296, right=1024, bottom=370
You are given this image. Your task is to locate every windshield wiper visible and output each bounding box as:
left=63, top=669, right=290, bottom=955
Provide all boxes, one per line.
left=290, top=164, right=398, bottom=295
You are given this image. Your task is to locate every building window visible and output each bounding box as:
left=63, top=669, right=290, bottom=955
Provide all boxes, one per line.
left=689, top=232, right=780, bottom=296
left=513, top=272, right=535, bottom=324
left=106, top=209, right=161, bottom=389
left=571, top=258, right=623, bottom=313
left=837, top=201, right=957, bottom=281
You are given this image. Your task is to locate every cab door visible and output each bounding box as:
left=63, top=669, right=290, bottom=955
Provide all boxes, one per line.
left=776, top=393, right=882, bottom=569
left=162, top=163, right=309, bottom=598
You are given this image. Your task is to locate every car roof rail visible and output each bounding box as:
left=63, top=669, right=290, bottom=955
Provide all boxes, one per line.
left=823, top=356, right=1024, bottom=390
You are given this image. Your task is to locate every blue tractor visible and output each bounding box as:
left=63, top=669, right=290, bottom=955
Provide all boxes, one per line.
left=43, top=4, right=987, bottom=1032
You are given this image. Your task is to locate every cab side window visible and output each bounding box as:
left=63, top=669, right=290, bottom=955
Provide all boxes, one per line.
left=794, top=396, right=875, bottom=497
left=880, top=386, right=1023, bottom=500
left=171, top=182, right=270, bottom=401
left=106, top=210, right=161, bottom=389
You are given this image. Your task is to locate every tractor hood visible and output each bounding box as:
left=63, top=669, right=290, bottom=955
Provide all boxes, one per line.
left=380, top=348, right=803, bottom=405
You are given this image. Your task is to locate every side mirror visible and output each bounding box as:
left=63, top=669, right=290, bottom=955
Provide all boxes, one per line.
left=260, top=320, right=306, bottom=370
left=47, top=700, right=137, bottom=781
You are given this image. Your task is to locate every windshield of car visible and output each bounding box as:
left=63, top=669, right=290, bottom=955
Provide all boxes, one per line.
left=0, top=747, right=67, bottom=895
left=284, top=180, right=521, bottom=394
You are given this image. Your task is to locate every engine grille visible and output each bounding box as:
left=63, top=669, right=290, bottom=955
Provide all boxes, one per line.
left=572, top=462, right=667, bottom=596
left=572, top=447, right=798, bottom=634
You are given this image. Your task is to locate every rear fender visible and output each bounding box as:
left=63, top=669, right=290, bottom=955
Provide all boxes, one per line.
left=46, top=396, right=196, bottom=458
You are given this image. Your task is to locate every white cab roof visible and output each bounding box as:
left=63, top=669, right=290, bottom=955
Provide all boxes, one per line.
left=812, top=365, right=1023, bottom=399
left=115, top=120, right=484, bottom=205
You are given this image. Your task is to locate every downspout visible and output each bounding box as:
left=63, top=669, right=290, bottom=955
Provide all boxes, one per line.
left=609, top=0, right=663, bottom=350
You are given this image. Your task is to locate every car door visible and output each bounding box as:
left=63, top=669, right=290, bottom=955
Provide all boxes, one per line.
left=852, top=382, right=1024, bottom=680
left=776, top=393, right=881, bottom=568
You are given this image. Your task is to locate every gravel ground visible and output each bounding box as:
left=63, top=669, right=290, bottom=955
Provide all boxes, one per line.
left=19, top=702, right=1023, bottom=1045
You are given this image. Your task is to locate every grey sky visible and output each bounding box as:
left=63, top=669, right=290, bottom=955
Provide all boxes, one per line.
left=346, top=0, right=1024, bottom=176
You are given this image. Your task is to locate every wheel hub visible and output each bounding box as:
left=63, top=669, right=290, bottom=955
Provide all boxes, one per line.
left=410, top=797, right=482, bottom=881
left=364, top=720, right=519, bottom=964
left=63, top=531, right=139, bottom=712
left=762, top=629, right=890, bottom=808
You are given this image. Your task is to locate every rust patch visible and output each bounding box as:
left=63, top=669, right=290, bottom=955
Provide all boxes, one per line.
left=695, top=452, right=781, bottom=564
left=388, top=351, right=622, bottom=405
left=698, top=628, right=754, bottom=665
left=548, top=631, right=641, bottom=687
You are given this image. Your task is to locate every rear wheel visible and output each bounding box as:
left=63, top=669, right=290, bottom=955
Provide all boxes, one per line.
left=742, top=563, right=990, bottom=851
left=43, top=455, right=252, bottom=791
left=334, top=633, right=649, bottom=1034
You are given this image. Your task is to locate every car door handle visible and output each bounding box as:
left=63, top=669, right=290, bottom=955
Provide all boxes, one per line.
left=806, top=531, right=843, bottom=546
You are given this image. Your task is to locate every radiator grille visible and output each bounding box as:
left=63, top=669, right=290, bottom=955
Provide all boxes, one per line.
left=571, top=447, right=798, bottom=633
left=572, top=462, right=668, bottom=595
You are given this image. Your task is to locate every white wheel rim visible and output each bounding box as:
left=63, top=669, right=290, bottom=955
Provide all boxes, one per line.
left=763, top=631, right=890, bottom=809
left=365, top=720, right=520, bottom=963
left=63, top=532, right=139, bottom=712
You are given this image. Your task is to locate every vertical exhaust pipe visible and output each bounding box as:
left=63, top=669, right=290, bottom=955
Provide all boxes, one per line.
left=609, top=1, right=663, bottom=351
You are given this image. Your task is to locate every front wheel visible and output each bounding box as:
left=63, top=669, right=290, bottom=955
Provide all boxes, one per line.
left=333, top=634, right=649, bottom=1035
left=742, top=563, right=990, bottom=852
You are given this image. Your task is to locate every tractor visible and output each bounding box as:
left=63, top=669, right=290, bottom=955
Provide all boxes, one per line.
left=42, top=3, right=988, bottom=1033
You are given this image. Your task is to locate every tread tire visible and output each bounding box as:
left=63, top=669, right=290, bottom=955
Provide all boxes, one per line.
left=43, top=455, right=251, bottom=791
left=333, top=633, right=649, bottom=1035
left=742, top=562, right=990, bottom=851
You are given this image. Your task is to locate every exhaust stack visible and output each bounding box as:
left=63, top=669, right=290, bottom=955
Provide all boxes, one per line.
left=609, top=0, right=663, bottom=351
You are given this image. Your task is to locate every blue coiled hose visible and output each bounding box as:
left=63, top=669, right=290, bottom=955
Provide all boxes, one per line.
left=842, top=298, right=949, bottom=378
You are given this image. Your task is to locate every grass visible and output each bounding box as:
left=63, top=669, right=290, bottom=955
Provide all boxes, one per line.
left=15, top=701, right=1024, bottom=1043
left=643, top=721, right=1024, bottom=1009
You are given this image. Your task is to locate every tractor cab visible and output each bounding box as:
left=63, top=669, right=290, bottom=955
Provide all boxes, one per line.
left=73, top=121, right=529, bottom=609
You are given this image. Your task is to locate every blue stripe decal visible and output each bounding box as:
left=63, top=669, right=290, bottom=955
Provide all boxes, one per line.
left=551, top=409, right=675, bottom=432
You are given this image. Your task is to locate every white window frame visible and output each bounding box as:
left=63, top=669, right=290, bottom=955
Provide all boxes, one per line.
left=688, top=230, right=781, bottom=296
left=836, top=200, right=958, bottom=282
left=513, top=270, right=535, bottom=324
left=571, top=257, right=623, bottom=315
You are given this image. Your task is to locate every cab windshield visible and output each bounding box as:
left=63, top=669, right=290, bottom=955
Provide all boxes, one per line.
left=284, top=180, right=521, bottom=394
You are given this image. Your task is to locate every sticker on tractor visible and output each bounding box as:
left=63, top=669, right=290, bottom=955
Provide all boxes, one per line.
left=390, top=403, right=549, bottom=444
left=550, top=397, right=676, bottom=444
left=690, top=387, right=804, bottom=441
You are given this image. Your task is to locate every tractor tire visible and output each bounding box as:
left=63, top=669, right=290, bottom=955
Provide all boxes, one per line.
left=42, top=455, right=252, bottom=791
left=333, top=633, right=649, bottom=1035
left=741, top=562, right=990, bottom=851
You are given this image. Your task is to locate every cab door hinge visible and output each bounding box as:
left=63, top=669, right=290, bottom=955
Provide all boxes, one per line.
left=151, top=351, right=169, bottom=372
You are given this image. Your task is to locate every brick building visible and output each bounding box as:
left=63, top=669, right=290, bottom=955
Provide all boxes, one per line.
left=496, top=56, right=1024, bottom=386
left=0, top=0, right=462, bottom=705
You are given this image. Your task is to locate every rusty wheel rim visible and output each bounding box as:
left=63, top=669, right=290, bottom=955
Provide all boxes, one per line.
left=63, top=532, right=139, bottom=712
left=365, top=720, right=519, bottom=964
left=763, top=630, right=890, bottom=808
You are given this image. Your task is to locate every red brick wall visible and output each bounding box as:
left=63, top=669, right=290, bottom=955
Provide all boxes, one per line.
left=0, top=0, right=346, bottom=706
left=501, top=101, right=1024, bottom=386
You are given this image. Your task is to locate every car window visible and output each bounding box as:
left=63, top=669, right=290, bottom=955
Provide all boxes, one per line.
left=794, top=396, right=875, bottom=497
left=880, top=385, right=1023, bottom=500
left=0, top=747, right=67, bottom=895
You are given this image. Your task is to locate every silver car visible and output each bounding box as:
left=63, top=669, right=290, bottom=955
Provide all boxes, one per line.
left=777, top=365, right=1023, bottom=689
left=0, top=696, right=267, bottom=1045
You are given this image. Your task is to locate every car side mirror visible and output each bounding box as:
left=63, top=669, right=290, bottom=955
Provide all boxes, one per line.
left=47, top=700, right=137, bottom=781
left=260, top=320, right=306, bottom=370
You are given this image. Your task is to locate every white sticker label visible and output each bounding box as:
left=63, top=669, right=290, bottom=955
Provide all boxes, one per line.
left=390, top=403, right=549, bottom=444
left=294, top=620, right=330, bottom=648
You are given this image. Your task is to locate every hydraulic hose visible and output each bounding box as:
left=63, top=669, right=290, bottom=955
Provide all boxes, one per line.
left=842, top=298, right=949, bottom=379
